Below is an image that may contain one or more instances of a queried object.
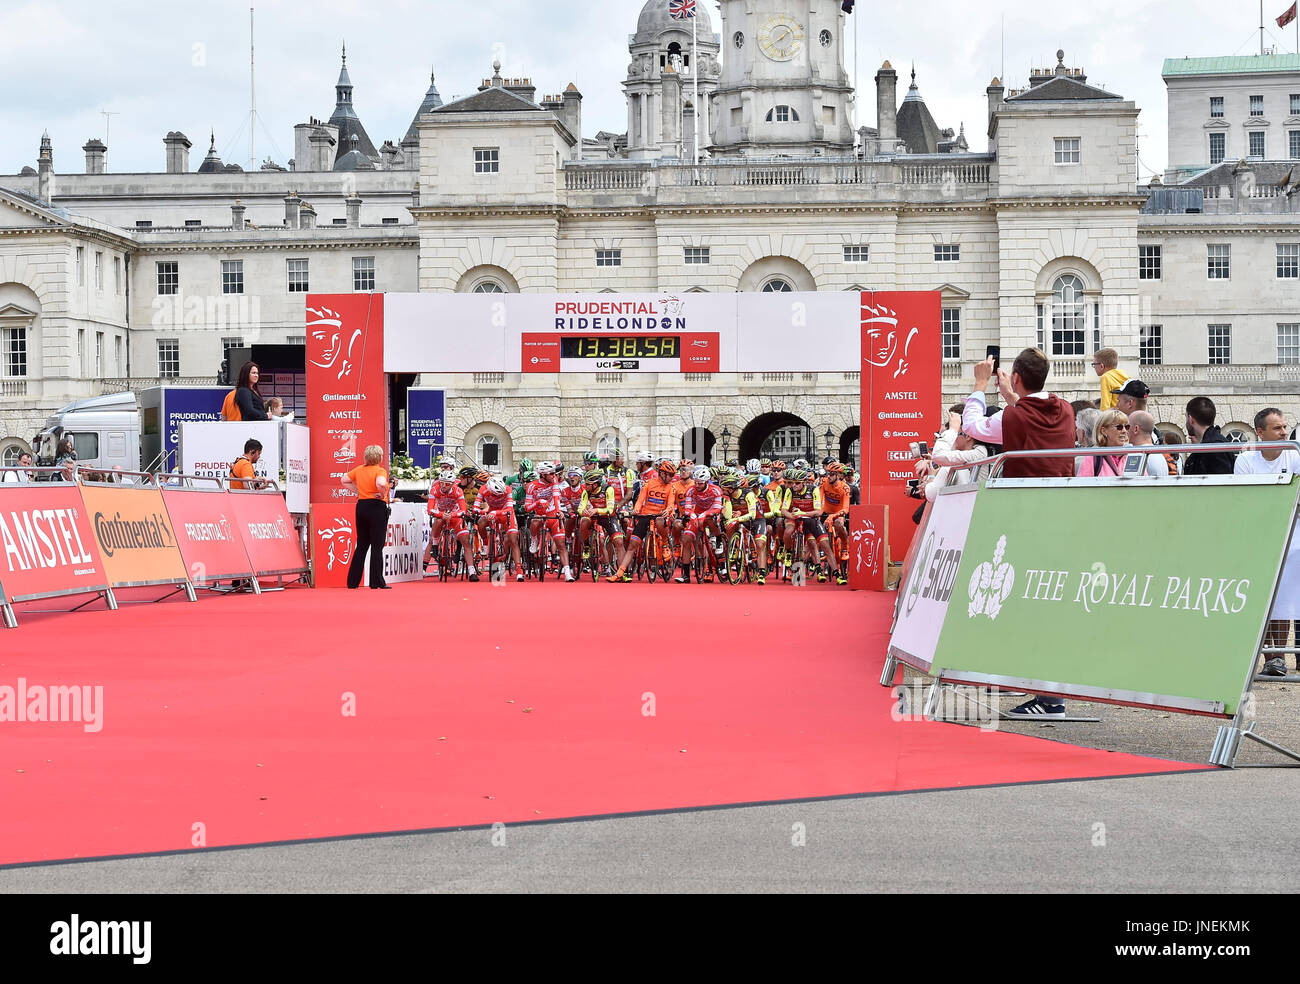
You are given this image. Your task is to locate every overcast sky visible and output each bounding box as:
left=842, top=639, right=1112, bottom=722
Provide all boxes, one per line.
left=2, top=0, right=1297, bottom=179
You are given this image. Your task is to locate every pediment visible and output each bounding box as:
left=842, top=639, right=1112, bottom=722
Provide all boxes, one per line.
left=0, top=187, right=68, bottom=229
left=0, top=302, right=38, bottom=320
left=1242, top=117, right=1271, bottom=128
left=934, top=282, right=971, bottom=299
left=1202, top=118, right=1231, bottom=130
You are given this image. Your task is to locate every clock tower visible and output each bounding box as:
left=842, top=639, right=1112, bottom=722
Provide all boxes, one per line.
left=710, top=0, right=856, bottom=156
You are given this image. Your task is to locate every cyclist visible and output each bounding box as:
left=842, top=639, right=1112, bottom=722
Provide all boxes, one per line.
left=458, top=466, right=484, bottom=512
left=579, top=468, right=622, bottom=575
left=601, top=451, right=628, bottom=507
left=474, top=475, right=526, bottom=581
left=611, top=448, right=635, bottom=489
left=721, top=473, right=768, bottom=585
left=763, top=467, right=790, bottom=570
left=608, top=457, right=678, bottom=582
left=426, top=467, right=479, bottom=582
left=759, top=458, right=774, bottom=485
left=670, top=458, right=695, bottom=544
left=820, top=463, right=851, bottom=583
left=675, top=465, right=723, bottom=584
left=525, top=462, right=575, bottom=581
left=783, top=468, right=843, bottom=584
left=559, top=467, right=586, bottom=553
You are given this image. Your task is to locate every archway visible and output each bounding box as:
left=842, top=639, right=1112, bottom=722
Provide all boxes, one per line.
left=839, top=426, right=860, bottom=469
left=681, top=427, right=716, bottom=465
left=740, top=412, right=814, bottom=464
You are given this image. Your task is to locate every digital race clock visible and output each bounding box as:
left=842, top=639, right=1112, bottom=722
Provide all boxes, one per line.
left=560, top=336, right=681, bottom=360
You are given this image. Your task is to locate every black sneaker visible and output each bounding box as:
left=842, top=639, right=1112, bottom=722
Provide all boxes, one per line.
left=468, top=571, right=480, bottom=583
left=1260, top=657, right=1288, bottom=676
left=1006, top=697, right=1065, bottom=718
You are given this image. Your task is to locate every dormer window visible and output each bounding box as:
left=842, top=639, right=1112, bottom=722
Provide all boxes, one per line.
left=766, top=105, right=799, bottom=122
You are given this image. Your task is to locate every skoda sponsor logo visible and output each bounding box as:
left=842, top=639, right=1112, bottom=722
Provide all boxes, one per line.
left=905, top=532, right=963, bottom=615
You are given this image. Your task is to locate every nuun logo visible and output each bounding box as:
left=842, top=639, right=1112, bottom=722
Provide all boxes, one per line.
left=968, top=535, right=1015, bottom=620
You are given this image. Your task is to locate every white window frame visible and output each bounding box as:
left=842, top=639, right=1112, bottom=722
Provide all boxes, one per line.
left=595, top=249, right=622, bottom=267
left=842, top=245, right=869, bottom=263
left=933, top=244, right=960, bottom=262
left=76, top=247, right=84, bottom=286
left=760, top=278, right=793, bottom=292
left=353, top=256, right=376, bottom=292
left=475, top=435, right=501, bottom=469
left=1291, top=130, right=1300, bottom=160
left=94, top=332, right=104, bottom=376
left=1049, top=274, right=1087, bottom=357
left=1249, top=130, right=1265, bottom=159
left=156, top=261, right=179, bottom=295
left=1278, top=323, right=1300, bottom=365
left=1139, top=324, right=1162, bottom=366
left=1210, top=96, right=1224, bottom=118
left=287, top=258, right=309, bottom=293
left=221, top=259, right=244, bottom=295
left=684, top=247, right=710, bottom=265
left=157, top=339, right=180, bottom=379
left=1278, top=243, right=1300, bottom=280
left=1053, top=137, right=1081, bottom=164
left=94, top=251, right=103, bottom=290
left=2, top=326, right=27, bottom=378
left=1138, top=244, right=1161, bottom=280
left=1208, top=324, right=1231, bottom=365
left=1207, top=244, right=1231, bottom=280
left=474, top=147, right=500, bottom=174
left=1292, top=93, right=1300, bottom=115
left=1250, top=94, right=1264, bottom=117
left=1209, top=132, right=1226, bottom=165
left=940, top=307, right=961, bottom=361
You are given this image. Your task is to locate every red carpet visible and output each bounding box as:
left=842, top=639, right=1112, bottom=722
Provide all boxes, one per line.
left=0, top=582, right=1206, bottom=866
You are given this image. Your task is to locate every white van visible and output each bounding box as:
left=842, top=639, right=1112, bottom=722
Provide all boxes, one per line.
left=34, top=392, right=140, bottom=473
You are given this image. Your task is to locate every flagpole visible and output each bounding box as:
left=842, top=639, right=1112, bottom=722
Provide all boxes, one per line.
left=692, top=6, right=700, bottom=166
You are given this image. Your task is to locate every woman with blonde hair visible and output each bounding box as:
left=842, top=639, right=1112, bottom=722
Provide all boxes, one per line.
left=341, top=444, right=392, bottom=589
left=1077, top=410, right=1129, bottom=477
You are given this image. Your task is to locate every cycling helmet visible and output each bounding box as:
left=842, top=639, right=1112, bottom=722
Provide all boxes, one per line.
left=746, top=458, right=761, bottom=473
left=552, top=460, right=565, bottom=473
left=822, top=456, right=835, bottom=468
left=772, top=459, right=787, bottom=471
left=747, top=472, right=763, bottom=487
left=597, top=450, right=614, bottom=466
left=536, top=462, right=555, bottom=477
left=760, top=458, right=772, bottom=468
left=475, top=471, right=490, bottom=484
left=566, top=468, right=583, bottom=483
left=583, top=469, right=605, bottom=485
left=583, top=452, right=599, bottom=465
left=657, top=458, right=677, bottom=478
left=519, top=457, right=534, bottom=472
left=793, top=458, right=809, bottom=470
left=523, top=470, right=537, bottom=482
left=636, top=451, right=654, bottom=464
left=436, top=468, right=456, bottom=485
left=486, top=477, right=506, bottom=495
left=692, top=465, right=711, bottom=483
left=720, top=475, right=741, bottom=491
left=458, top=465, right=477, bottom=479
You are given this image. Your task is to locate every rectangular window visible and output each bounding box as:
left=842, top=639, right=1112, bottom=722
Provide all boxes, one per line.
left=332, top=218, right=347, bottom=226
left=1207, top=244, right=1230, bottom=279
left=1139, top=324, right=1163, bottom=366
left=842, top=245, right=870, bottom=263
left=156, top=261, right=179, bottom=295
left=94, top=251, right=103, bottom=290
left=352, top=256, right=376, bottom=291
left=221, top=337, right=244, bottom=358
left=1292, top=130, right=1300, bottom=159
left=1279, top=243, right=1300, bottom=278
left=774, top=105, right=792, bottom=122
left=684, top=247, right=710, bottom=265
left=933, top=244, right=960, bottom=262
left=221, top=259, right=244, bottom=294
left=1249, top=130, right=1265, bottom=158
left=157, top=339, right=180, bottom=378
left=1054, top=137, right=1081, bottom=164
left=1292, top=94, right=1300, bottom=115
left=595, top=249, right=622, bottom=267
left=287, top=258, right=309, bottom=293
left=2, top=327, right=26, bottom=377
left=95, top=332, right=104, bottom=377
left=135, top=220, right=152, bottom=230
left=1036, top=304, right=1044, bottom=349
left=1208, top=324, right=1231, bottom=365
left=113, top=256, right=121, bottom=294
left=1279, top=323, right=1300, bottom=364
left=1138, top=244, right=1162, bottom=280
left=1210, top=96, right=1224, bottom=118
left=76, top=247, right=84, bottom=286
left=381, top=217, right=399, bottom=225
left=286, top=335, right=306, bottom=345
left=114, top=336, right=122, bottom=374
left=1250, top=95, right=1264, bottom=117
left=1210, top=132, right=1226, bottom=164
left=940, top=308, right=961, bottom=360
left=76, top=329, right=86, bottom=375
left=474, top=147, right=499, bottom=173
left=184, top=219, right=201, bottom=228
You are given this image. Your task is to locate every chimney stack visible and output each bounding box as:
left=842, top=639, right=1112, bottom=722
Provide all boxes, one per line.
left=37, top=132, right=55, bottom=202
left=83, top=138, right=106, bottom=174
left=875, top=62, right=898, bottom=147
left=231, top=200, right=246, bottom=230
left=164, top=131, right=192, bottom=173
left=299, top=200, right=317, bottom=229
left=986, top=78, right=1005, bottom=140
left=379, top=141, right=400, bottom=170
left=562, top=83, right=583, bottom=158
left=310, top=125, right=337, bottom=172
left=284, top=192, right=302, bottom=229
left=345, top=194, right=361, bottom=228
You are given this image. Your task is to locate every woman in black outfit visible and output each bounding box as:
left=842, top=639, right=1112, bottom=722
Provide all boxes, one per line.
left=235, top=361, right=270, bottom=421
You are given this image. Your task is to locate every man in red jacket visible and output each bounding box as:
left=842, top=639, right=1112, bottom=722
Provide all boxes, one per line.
left=998, top=348, right=1075, bottom=718
left=999, top=348, right=1076, bottom=480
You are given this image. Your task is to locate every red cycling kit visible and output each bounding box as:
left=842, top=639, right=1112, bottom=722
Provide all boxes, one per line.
left=428, top=482, right=468, bottom=532
left=475, top=485, right=517, bottom=531
left=525, top=478, right=564, bottom=537
left=681, top=481, right=723, bottom=534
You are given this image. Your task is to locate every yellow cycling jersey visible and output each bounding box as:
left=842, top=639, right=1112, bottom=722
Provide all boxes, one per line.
left=579, top=487, right=616, bottom=516
left=722, top=491, right=758, bottom=523
left=764, top=486, right=790, bottom=519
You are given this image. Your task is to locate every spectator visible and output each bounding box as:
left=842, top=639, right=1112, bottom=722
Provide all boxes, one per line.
left=1235, top=408, right=1300, bottom=676
left=1092, top=349, right=1129, bottom=411
left=922, top=433, right=993, bottom=500
left=1128, top=411, right=1170, bottom=477
left=341, top=444, right=391, bottom=590
left=1112, top=379, right=1150, bottom=418
left=1073, top=407, right=1101, bottom=474
left=998, top=348, right=1075, bottom=718
left=1076, top=410, right=1129, bottom=476
left=1183, top=397, right=1237, bottom=475
left=230, top=439, right=268, bottom=490
left=51, top=439, right=77, bottom=482
left=961, top=358, right=1005, bottom=446
left=267, top=397, right=295, bottom=423
left=0, top=451, right=34, bottom=484
left=234, top=361, right=270, bottom=422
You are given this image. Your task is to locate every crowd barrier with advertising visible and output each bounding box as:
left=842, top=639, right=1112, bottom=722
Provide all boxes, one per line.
left=884, top=443, right=1300, bottom=768
left=309, top=501, right=429, bottom=587
left=0, top=472, right=308, bottom=627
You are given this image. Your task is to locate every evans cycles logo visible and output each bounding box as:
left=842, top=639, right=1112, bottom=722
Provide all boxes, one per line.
left=0, top=509, right=95, bottom=572
left=968, top=535, right=1016, bottom=621
left=93, top=512, right=175, bottom=558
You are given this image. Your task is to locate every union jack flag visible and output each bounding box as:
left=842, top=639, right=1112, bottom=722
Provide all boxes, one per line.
left=668, top=0, right=696, bottom=19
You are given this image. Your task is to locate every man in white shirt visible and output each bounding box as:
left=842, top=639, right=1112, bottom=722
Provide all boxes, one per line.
left=1236, top=407, right=1300, bottom=676
left=1128, top=411, right=1169, bottom=477
left=0, top=451, right=33, bottom=484
left=962, top=357, right=1005, bottom=445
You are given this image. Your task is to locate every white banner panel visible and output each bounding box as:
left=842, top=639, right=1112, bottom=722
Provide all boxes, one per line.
left=181, top=422, right=280, bottom=486
left=888, top=485, right=979, bottom=672
left=283, top=423, right=310, bottom=515
left=382, top=292, right=861, bottom=373
left=365, top=503, right=428, bottom=586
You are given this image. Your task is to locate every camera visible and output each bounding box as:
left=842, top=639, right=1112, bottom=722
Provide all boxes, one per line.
left=906, top=478, right=923, bottom=499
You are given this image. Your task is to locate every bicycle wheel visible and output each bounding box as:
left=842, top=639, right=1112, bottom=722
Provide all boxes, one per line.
left=587, top=528, right=601, bottom=582
left=725, top=532, right=746, bottom=585
left=644, top=535, right=657, bottom=582
left=438, top=531, right=452, bottom=583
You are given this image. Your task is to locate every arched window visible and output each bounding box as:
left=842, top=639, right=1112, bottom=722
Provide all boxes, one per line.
left=1, top=443, right=24, bottom=467
left=761, top=278, right=793, bottom=292
left=596, top=432, right=623, bottom=458
left=1050, top=274, right=1086, bottom=356
left=765, top=105, right=798, bottom=122
left=472, top=280, right=504, bottom=294
left=475, top=434, right=500, bottom=469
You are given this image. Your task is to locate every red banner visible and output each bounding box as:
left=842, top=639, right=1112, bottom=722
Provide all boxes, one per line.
left=162, top=487, right=256, bottom=583
left=860, top=290, right=941, bottom=558
left=79, top=484, right=189, bottom=589
left=846, top=504, right=890, bottom=591
left=0, top=484, right=108, bottom=604
left=228, top=491, right=308, bottom=576
left=306, top=293, right=388, bottom=504
left=309, top=502, right=356, bottom=588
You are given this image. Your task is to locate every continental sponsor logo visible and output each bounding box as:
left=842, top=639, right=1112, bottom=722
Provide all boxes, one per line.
left=246, top=517, right=291, bottom=541
left=94, top=511, right=176, bottom=557
left=0, top=509, right=95, bottom=573
left=322, top=393, right=367, bottom=402
left=877, top=411, right=924, bottom=421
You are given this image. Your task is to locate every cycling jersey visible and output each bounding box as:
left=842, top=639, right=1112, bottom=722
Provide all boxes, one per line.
left=603, top=468, right=627, bottom=504
left=764, top=485, right=790, bottom=519
left=428, top=483, right=467, bottom=516
left=476, top=486, right=513, bottom=513
left=559, top=482, right=585, bottom=515
left=722, top=491, right=759, bottom=524
left=786, top=486, right=822, bottom=516
left=671, top=478, right=693, bottom=512
left=633, top=476, right=677, bottom=516
left=682, top=482, right=723, bottom=518
left=580, top=487, right=616, bottom=516
left=819, top=478, right=849, bottom=518
left=525, top=478, right=563, bottom=517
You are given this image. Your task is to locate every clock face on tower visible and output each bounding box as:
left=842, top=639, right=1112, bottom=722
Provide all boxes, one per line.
left=757, top=14, right=804, bottom=61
